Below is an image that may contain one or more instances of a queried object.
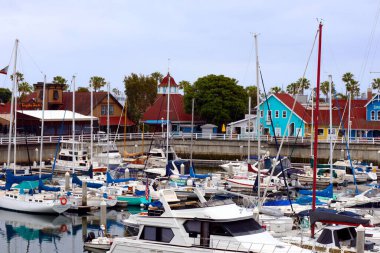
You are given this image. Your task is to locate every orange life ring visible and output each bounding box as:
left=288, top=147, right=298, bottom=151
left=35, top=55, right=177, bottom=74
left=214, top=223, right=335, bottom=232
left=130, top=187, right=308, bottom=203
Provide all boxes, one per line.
left=60, top=196, right=68, bottom=206
left=60, top=224, right=67, bottom=232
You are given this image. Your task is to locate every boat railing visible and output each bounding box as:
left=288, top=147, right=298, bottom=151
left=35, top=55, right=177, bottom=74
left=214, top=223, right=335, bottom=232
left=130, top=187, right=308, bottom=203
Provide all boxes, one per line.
left=193, top=238, right=311, bottom=252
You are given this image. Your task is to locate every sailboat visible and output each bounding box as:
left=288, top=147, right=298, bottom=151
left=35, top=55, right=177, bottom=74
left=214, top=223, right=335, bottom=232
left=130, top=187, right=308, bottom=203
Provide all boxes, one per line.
left=0, top=40, right=71, bottom=214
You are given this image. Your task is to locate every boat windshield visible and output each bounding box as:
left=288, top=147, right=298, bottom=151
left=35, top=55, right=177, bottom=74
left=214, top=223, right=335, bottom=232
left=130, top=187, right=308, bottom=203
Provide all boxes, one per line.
left=184, top=218, right=264, bottom=237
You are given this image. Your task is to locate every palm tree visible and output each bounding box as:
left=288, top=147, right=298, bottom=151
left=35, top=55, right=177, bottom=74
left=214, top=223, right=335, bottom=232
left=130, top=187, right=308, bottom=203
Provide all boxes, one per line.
left=286, top=82, right=299, bottom=95
left=53, top=76, right=69, bottom=90
left=89, top=76, right=107, bottom=92
left=296, top=77, right=310, bottom=94
left=18, top=81, right=32, bottom=102
left=10, top=71, right=24, bottom=83
left=151, top=72, right=163, bottom=84
left=342, top=72, right=360, bottom=97
left=372, top=78, right=380, bottom=93
left=178, top=80, right=191, bottom=90
left=320, top=81, right=336, bottom=101
left=270, top=86, right=282, bottom=94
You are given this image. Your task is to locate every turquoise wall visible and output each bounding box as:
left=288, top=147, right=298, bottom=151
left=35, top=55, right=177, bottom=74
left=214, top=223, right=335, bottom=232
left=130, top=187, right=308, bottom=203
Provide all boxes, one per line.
left=259, top=95, right=305, bottom=137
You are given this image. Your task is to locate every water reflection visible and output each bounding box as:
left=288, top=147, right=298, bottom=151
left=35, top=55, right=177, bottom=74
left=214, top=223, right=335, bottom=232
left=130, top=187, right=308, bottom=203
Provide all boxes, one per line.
left=0, top=208, right=126, bottom=253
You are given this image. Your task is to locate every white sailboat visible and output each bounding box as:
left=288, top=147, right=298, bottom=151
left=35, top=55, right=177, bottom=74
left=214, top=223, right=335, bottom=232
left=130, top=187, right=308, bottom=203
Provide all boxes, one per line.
left=0, top=40, right=71, bottom=214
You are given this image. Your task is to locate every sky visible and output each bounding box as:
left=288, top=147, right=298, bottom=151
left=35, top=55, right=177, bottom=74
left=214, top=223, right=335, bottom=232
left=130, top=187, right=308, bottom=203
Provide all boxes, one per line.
left=1, top=1, right=380, bottom=96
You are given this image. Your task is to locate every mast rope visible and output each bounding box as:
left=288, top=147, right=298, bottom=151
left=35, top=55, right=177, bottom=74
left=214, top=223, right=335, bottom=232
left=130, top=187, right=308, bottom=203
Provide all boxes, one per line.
left=261, top=28, right=319, bottom=207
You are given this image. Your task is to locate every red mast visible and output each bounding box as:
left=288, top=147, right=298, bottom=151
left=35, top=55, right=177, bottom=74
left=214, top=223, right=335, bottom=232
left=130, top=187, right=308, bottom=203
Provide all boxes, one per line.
left=311, top=22, right=323, bottom=238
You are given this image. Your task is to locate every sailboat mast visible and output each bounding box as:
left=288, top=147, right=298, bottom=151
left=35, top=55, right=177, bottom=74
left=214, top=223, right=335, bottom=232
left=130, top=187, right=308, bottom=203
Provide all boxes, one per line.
left=90, top=84, right=93, bottom=166
left=107, top=82, right=110, bottom=169
left=247, top=96, right=251, bottom=163
left=39, top=75, right=46, bottom=178
left=72, top=75, right=76, bottom=173
left=348, top=91, right=351, bottom=148
left=311, top=22, right=323, bottom=239
left=7, top=39, right=18, bottom=170
left=254, top=33, right=261, bottom=207
left=190, top=98, right=194, bottom=165
left=166, top=74, right=171, bottom=164
left=329, top=75, right=333, bottom=184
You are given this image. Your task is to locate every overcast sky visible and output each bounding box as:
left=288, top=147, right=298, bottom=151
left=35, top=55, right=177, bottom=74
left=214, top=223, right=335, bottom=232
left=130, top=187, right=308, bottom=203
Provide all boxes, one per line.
left=1, top=1, right=380, bottom=96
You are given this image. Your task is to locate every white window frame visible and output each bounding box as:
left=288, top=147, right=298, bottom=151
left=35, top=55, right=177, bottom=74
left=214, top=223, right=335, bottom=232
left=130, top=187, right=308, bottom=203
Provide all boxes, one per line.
left=267, top=110, right=272, bottom=120
left=275, top=127, right=281, bottom=136
left=282, top=110, right=287, bottom=118
left=275, top=110, right=279, bottom=118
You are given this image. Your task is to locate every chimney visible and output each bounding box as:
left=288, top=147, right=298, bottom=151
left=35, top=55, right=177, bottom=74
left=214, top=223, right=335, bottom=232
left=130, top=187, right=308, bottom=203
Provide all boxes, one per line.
left=367, top=88, right=373, bottom=101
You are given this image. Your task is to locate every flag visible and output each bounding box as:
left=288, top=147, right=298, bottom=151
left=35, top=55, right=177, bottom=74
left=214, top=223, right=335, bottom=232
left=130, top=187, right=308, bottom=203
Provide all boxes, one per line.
left=0, top=65, right=8, bottom=75
left=145, top=178, right=149, bottom=200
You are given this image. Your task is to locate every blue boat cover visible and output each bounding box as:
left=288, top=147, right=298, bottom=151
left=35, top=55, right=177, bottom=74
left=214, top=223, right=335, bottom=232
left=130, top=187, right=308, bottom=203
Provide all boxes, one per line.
left=5, top=171, right=52, bottom=190
left=106, top=171, right=135, bottom=184
left=72, top=173, right=103, bottom=189
left=299, top=184, right=333, bottom=198
left=295, top=196, right=324, bottom=205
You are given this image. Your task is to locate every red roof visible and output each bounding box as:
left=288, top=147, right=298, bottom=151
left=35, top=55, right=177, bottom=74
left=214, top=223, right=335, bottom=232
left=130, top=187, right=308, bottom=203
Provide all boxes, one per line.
left=99, top=116, right=133, bottom=126
left=142, top=94, right=193, bottom=122
left=274, top=93, right=312, bottom=123
left=158, top=73, right=178, bottom=88
left=60, top=92, right=108, bottom=115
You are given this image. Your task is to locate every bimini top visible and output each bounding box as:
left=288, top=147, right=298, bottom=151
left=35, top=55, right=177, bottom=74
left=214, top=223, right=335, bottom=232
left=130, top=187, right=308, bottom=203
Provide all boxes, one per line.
left=17, top=110, right=96, bottom=122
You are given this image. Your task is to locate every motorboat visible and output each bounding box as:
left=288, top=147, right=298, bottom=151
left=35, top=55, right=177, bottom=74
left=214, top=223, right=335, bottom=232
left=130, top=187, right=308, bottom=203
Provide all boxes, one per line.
left=111, top=188, right=310, bottom=253
left=54, top=139, right=91, bottom=172
left=92, top=132, right=122, bottom=169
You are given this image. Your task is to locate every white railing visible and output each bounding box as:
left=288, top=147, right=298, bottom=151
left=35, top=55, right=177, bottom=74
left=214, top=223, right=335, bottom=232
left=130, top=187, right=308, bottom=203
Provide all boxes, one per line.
left=1, top=132, right=380, bottom=145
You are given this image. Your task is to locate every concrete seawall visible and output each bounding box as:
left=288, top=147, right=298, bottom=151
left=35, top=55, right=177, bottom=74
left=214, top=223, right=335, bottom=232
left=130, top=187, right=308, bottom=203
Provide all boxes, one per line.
left=1, top=139, right=379, bottom=165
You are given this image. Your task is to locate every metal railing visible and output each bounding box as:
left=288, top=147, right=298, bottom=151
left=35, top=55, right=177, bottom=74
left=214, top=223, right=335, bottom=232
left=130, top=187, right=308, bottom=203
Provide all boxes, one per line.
left=1, top=132, right=380, bottom=145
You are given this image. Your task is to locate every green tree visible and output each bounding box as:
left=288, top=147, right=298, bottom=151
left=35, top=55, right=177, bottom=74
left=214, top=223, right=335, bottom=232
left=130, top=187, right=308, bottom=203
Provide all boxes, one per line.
left=52, top=76, right=69, bottom=90
left=335, top=92, right=348, bottom=99
left=296, top=77, right=310, bottom=94
left=184, top=74, right=248, bottom=129
left=18, top=81, right=32, bottom=102
left=372, top=78, right=380, bottom=93
left=286, top=82, right=299, bottom=95
left=0, top=88, right=12, bottom=103
left=270, top=86, right=282, bottom=94
left=112, top=88, right=121, bottom=97
left=320, top=81, right=336, bottom=101
left=77, top=87, right=89, bottom=92
left=89, top=76, right=107, bottom=92
left=178, top=80, right=191, bottom=90
left=342, top=72, right=360, bottom=97
left=245, top=86, right=258, bottom=109
left=151, top=72, right=163, bottom=84
left=10, top=71, right=24, bottom=83
left=124, top=73, right=157, bottom=123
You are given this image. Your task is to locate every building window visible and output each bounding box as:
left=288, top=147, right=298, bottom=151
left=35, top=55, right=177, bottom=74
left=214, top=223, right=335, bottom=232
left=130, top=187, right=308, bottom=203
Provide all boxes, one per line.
left=267, top=111, right=272, bottom=120
left=260, top=111, right=263, bottom=118
left=378, top=111, right=380, bottom=121
left=53, top=90, right=59, bottom=100
left=101, top=105, right=114, bottom=115
left=39, top=90, right=43, bottom=100
left=275, top=110, right=279, bottom=118
left=371, top=111, right=375, bottom=121
left=282, top=110, right=287, bottom=118
left=318, top=129, right=324, bottom=136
